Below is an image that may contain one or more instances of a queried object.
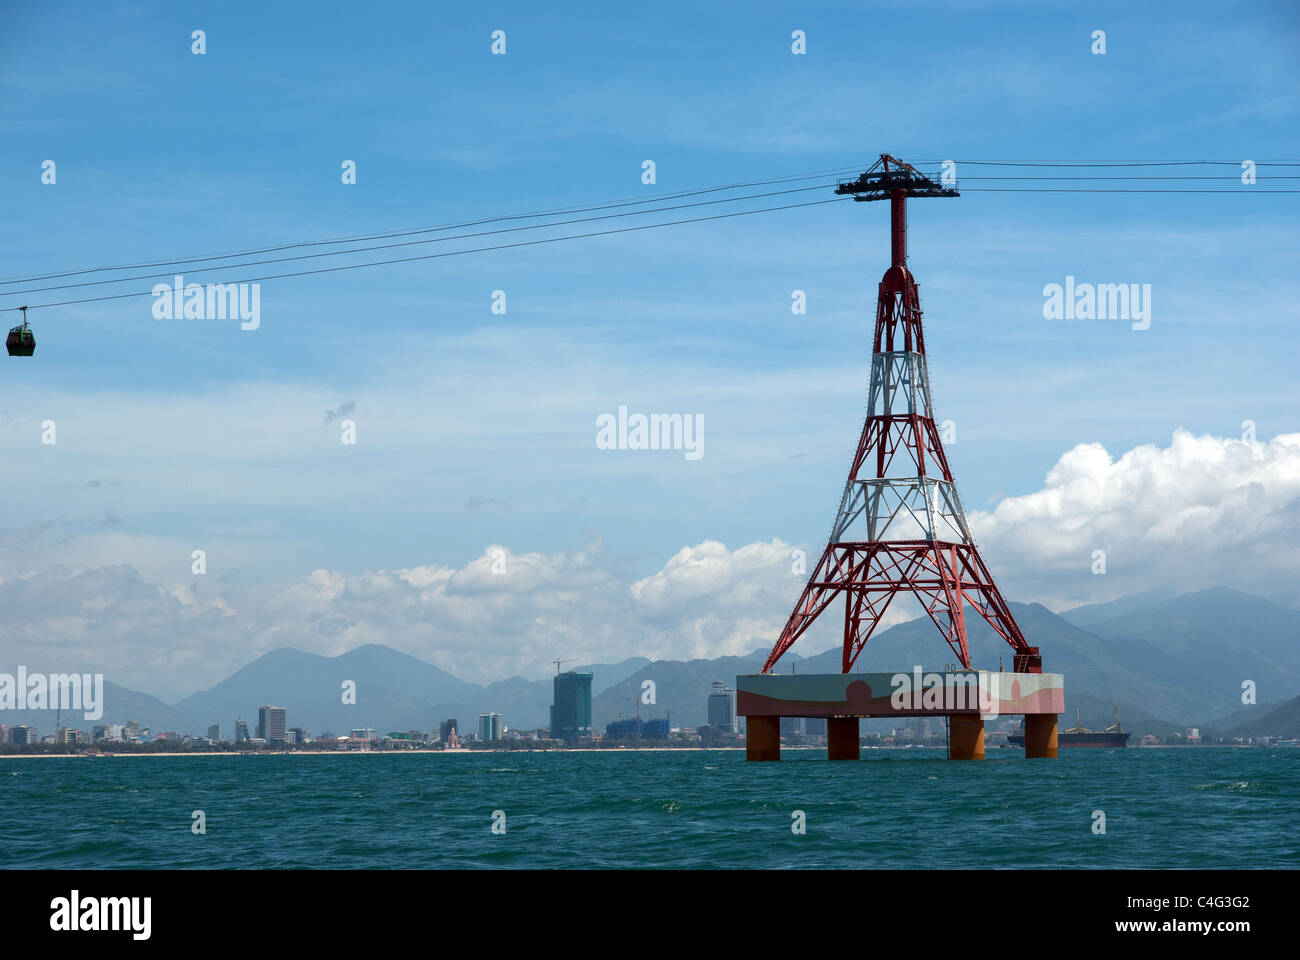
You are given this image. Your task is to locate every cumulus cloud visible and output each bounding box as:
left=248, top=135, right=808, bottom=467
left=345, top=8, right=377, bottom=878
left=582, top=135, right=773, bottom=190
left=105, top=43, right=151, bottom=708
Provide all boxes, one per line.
left=0, top=537, right=814, bottom=700
left=0, top=430, right=1295, bottom=701
left=628, top=539, right=833, bottom=659
left=0, top=564, right=255, bottom=689
left=968, top=429, right=1300, bottom=608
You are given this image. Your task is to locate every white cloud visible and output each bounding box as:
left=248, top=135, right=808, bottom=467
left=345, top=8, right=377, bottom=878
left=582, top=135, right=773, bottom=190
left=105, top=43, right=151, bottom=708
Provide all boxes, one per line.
left=969, top=430, right=1300, bottom=608
left=0, top=430, right=1295, bottom=702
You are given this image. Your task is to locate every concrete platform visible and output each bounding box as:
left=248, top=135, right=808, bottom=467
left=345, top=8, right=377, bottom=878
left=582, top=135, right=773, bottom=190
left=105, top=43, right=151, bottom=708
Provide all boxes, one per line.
left=737, top=670, right=1064, bottom=761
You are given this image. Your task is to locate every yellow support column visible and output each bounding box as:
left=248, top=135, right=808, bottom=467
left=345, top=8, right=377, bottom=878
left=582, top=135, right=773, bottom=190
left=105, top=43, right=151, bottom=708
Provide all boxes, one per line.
left=1025, top=713, right=1059, bottom=758
left=948, top=713, right=985, bottom=760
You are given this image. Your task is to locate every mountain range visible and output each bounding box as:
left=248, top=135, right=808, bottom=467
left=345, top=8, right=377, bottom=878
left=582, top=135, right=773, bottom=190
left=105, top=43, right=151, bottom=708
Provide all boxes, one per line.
left=7, top=587, right=1297, bottom=740
left=1212, top=695, right=1300, bottom=740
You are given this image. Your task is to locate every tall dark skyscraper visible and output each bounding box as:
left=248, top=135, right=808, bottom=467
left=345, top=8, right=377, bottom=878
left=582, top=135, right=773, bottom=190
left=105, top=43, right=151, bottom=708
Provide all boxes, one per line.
left=258, top=705, right=287, bottom=743
left=439, top=719, right=458, bottom=743
left=550, top=672, right=592, bottom=744
left=707, top=681, right=736, bottom=733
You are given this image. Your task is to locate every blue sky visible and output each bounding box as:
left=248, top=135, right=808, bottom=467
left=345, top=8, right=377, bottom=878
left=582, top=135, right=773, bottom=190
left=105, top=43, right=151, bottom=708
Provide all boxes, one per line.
left=0, top=1, right=1297, bottom=695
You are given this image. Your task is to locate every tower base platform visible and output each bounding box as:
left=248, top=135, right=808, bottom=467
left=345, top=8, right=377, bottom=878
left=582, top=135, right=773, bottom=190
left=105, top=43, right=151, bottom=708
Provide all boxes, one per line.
left=738, top=670, right=1064, bottom=761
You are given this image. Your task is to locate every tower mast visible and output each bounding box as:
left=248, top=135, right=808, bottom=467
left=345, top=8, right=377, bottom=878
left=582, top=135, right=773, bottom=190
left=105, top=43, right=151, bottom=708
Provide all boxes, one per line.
left=762, top=155, right=1040, bottom=675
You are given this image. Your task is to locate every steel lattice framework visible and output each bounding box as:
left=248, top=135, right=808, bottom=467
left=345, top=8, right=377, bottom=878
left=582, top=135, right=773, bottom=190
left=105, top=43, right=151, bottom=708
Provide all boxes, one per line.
left=762, top=155, right=1041, bottom=675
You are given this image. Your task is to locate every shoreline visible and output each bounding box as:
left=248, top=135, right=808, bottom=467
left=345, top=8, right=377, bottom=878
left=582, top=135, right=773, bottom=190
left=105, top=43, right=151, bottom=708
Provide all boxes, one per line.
left=0, top=743, right=1268, bottom=759
left=0, top=746, right=765, bottom=759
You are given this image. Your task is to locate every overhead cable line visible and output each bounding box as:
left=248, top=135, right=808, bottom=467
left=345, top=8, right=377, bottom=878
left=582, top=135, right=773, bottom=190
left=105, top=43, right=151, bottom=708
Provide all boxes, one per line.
left=5, top=159, right=1296, bottom=313
left=0, top=183, right=844, bottom=298
left=4, top=196, right=853, bottom=312
left=0, top=164, right=871, bottom=286
left=6, top=160, right=1292, bottom=288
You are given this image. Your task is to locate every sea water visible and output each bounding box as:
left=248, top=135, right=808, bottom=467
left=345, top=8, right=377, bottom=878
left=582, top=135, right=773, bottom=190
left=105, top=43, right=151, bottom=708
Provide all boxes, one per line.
left=2, top=748, right=1295, bottom=869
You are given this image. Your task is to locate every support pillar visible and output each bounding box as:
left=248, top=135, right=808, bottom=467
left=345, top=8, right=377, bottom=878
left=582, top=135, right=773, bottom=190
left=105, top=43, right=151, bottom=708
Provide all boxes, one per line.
left=745, top=715, right=780, bottom=762
left=827, top=716, right=860, bottom=760
left=948, top=713, right=985, bottom=760
left=1024, top=714, right=1058, bottom=758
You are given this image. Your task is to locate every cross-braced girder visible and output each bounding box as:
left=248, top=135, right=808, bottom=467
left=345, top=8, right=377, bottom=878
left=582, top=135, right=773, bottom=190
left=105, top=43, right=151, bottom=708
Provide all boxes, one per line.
left=764, top=540, right=1030, bottom=673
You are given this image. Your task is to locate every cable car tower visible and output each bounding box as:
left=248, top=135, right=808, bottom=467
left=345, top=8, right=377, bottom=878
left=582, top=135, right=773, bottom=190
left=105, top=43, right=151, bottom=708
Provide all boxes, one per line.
left=762, top=155, right=1041, bottom=676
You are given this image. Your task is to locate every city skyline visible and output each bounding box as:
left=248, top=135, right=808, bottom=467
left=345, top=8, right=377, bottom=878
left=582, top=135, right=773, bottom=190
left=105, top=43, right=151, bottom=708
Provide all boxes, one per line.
left=6, top=580, right=1298, bottom=746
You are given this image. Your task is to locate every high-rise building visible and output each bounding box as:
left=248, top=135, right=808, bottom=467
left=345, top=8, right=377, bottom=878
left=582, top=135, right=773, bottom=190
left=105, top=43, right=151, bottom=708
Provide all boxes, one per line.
left=780, top=717, right=804, bottom=737
left=234, top=718, right=250, bottom=742
left=707, top=681, right=736, bottom=733
left=439, top=719, right=458, bottom=743
left=10, top=725, right=33, bottom=745
left=804, top=717, right=828, bottom=737
left=479, top=713, right=504, bottom=742
left=207, top=723, right=221, bottom=742
left=550, top=671, right=593, bottom=744
left=125, top=720, right=142, bottom=741
left=258, top=706, right=287, bottom=743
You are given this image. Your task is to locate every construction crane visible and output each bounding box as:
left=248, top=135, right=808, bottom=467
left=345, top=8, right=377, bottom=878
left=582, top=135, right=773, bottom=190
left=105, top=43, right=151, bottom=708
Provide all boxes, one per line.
left=553, top=657, right=576, bottom=676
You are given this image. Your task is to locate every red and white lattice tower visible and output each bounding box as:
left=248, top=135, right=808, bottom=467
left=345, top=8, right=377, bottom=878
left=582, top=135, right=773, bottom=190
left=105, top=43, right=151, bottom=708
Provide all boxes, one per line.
left=762, top=155, right=1041, bottom=675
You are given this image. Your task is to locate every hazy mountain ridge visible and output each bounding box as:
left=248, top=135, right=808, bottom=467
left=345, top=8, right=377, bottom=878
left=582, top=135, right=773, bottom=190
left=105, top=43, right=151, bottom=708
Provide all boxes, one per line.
left=593, top=654, right=768, bottom=729
left=169, top=647, right=652, bottom=735
left=1218, top=696, right=1300, bottom=739
left=1058, top=588, right=1176, bottom=628
left=1079, top=588, right=1300, bottom=719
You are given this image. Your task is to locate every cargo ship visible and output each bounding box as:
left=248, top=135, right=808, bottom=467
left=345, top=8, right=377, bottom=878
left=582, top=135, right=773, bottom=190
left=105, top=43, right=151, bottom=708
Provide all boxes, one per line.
left=1008, top=708, right=1130, bottom=749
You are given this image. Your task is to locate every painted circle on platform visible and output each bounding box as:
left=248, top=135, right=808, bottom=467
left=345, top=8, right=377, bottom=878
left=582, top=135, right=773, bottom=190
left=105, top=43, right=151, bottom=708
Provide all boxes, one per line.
left=847, top=680, right=875, bottom=712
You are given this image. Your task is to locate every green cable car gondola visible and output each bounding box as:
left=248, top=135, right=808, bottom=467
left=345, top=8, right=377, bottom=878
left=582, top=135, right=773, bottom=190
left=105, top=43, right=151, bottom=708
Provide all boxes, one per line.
left=6, top=306, right=34, bottom=357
